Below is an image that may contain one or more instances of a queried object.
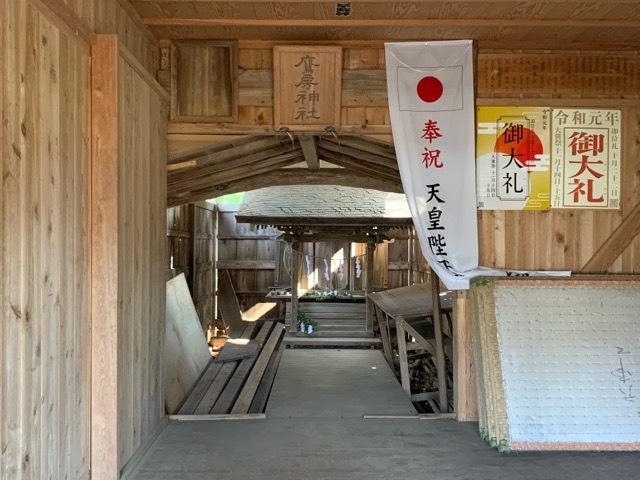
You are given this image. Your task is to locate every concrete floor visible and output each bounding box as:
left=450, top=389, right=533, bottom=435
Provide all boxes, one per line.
left=129, top=349, right=640, bottom=479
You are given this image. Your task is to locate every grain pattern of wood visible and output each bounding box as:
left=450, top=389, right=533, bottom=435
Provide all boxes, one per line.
left=91, top=34, right=120, bottom=480
left=288, top=239, right=301, bottom=330
left=211, top=322, right=275, bottom=414
left=115, top=40, right=168, bottom=472
left=195, top=362, right=237, bottom=414
left=231, top=323, right=285, bottom=413
left=299, top=134, right=319, bottom=170
left=453, top=291, right=478, bottom=422
left=582, top=202, right=640, bottom=272
left=2, top=1, right=160, bottom=478
left=171, top=40, right=238, bottom=122
left=430, top=270, right=449, bottom=414
left=396, top=319, right=411, bottom=395
left=248, top=341, right=284, bottom=414
left=273, top=46, right=342, bottom=130
left=177, top=361, right=223, bottom=415
left=0, top=3, right=92, bottom=478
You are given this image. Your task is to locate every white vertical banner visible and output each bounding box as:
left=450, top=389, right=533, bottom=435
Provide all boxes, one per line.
left=385, top=41, right=569, bottom=289
left=385, top=41, right=477, bottom=289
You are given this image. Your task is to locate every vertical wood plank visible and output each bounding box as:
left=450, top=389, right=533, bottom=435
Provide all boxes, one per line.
left=289, top=237, right=301, bottom=331
left=430, top=269, right=449, bottom=413
left=396, top=317, right=411, bottom=395
left=91, top=34, right=119, bottom=480
left=453, top=291, right=478, bottom=421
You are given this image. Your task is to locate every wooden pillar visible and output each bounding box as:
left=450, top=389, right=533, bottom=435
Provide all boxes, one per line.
left=454, top=290, right=478, bottom=421
left=289, top=236, right=301, bottom=331
left=91, top=35, right=120, bottom=480
left=365, top=241, right=376, bottom=331
left=396, top=316, right=411, bottom=394
left=430, top=267, right=449, bottom=413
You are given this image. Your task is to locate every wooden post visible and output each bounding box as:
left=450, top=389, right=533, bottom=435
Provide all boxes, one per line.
left=289, top=236, right=301, bottom=331
left=365, top=241, right=376, bottom=332
left=430, top=267, right=449, bottom=413
left=191, top=203, right=197, bottom=289
left=91, top=35, right=120, bottom=480
left=453, top=290, right=478, bottom=421
left=396, top=317, right=411, bottom=394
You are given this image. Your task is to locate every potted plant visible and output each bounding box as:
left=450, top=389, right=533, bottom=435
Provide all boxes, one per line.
left=296, top=311, right=318, bottom=335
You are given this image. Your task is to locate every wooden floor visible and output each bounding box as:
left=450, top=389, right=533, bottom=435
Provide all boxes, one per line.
left=128, top=348, right=640, bottom=479
left=129, top=418, right=640, bottom=480
left=267, top=349, right=417, bottom=418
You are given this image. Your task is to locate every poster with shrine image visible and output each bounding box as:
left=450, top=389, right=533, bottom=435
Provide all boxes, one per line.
left=476, top=107, right=551, bottom=210
left=551, top=108, right=621, bottom=209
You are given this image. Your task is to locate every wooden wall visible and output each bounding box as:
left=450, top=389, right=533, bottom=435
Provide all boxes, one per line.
left=166, top=204, right=194, bottom=280
left=166, top=202, right=216, bottom=332
left=1, top=1, right=163, bottom=479
left=61, top=0, right=158, bottom=72
left=165, top=44, right=640, bottom=274
left=192, top=203, right=216, bottom=329
left=217, top=205, right=280, bottom=320
left=115, top=44, right=167, bottom=472
left=1, top=2, right=91, bottom=477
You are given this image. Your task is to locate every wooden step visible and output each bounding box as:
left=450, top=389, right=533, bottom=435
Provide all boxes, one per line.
left=283, top=335, right=382, bottom=347
left=290, top=331, right=373, bottom=338
left=314, top=325, right=367, bottom=332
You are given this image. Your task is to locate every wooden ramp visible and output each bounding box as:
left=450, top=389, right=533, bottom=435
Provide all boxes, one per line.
left=266, top=349, right=417, bottom=418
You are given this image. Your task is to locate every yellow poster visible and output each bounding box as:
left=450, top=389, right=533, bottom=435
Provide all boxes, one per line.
left=476, top=107, right=551, bottom=210
left=551, top=108, right=621, bottom=209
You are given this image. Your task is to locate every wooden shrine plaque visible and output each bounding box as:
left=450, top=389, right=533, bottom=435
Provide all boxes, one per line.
left=273, top=46, right=342, bottom=131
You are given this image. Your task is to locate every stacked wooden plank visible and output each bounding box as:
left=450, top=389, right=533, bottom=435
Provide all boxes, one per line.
left=471, top=277, right=640, bottom=452
left=177, top=321, right=286, bottom=415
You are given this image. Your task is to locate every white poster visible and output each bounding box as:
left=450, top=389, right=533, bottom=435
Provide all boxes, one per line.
left=385, top=41, right=569, bottom=289
left=551, top=108, right=621, bottom=209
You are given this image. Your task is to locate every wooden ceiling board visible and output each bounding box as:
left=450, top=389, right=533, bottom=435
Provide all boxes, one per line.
left=132, top=1, right=640, bottom=21
left=143, top=24, right=640, bottom=50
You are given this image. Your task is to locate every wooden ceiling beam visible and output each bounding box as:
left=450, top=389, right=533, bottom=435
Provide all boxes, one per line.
left=143, top=18, right=640, bottom=29
left=169, top=135, right=290, bottom=169
left=167, top=168, right=403, bottom=207
left=324, top=135, right=397, bottom=159
left=299, top=134, right=319, bottom=171
left=318, top=139, right=398, bottom=171
left=168, top=143, right=300, bottom=185
left=318, top=150, right=401, bottom=183
left=168, top=151, right=303, bottom=195
left=169, top=134, right=265, bottom=164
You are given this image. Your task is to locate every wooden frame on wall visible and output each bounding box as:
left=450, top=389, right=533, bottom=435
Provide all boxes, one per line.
left=170, top=40, right=239, bottom=122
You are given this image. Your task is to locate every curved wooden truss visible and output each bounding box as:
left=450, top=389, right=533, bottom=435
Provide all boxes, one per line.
left=167, top=133, right=402, bottom=206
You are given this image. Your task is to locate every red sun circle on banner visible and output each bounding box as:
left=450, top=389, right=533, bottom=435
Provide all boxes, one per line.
left=416, top=76, right=443, bottom=103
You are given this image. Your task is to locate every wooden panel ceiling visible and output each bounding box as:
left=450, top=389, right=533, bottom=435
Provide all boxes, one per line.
left=132, top=1, right=640, bottom=49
